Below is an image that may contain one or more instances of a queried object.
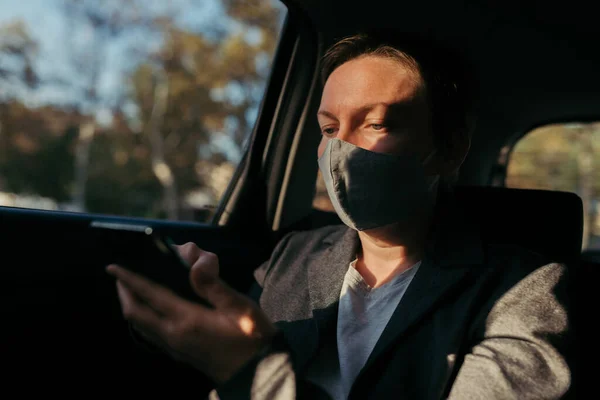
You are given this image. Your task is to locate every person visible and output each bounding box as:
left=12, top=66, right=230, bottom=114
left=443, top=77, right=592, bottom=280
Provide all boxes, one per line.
left=106, top=32, right=575, bottom=399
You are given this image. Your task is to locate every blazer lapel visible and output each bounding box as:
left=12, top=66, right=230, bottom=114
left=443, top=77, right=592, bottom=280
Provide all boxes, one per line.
left=276, top=226, right=359, bottom=372
left=307, top=227, right=359, bottom=348
left=357, top=204, right=485, bottom=379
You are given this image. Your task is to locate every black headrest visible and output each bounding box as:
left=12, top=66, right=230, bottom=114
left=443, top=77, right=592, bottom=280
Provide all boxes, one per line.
left=454, top=186, right=583, bottom=264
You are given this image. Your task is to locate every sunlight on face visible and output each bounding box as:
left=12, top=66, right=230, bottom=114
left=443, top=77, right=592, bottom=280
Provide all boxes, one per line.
left=317, top=55, right=434, bottom=160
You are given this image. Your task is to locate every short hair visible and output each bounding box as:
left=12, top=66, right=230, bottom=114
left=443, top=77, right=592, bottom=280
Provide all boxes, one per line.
left=321, top=31, right=476, bottom=171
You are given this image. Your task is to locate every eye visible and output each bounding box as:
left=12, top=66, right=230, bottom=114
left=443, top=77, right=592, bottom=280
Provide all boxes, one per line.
left=321, top=127, right=337, bottom=136
left=370, top=124, right=386, bottom=131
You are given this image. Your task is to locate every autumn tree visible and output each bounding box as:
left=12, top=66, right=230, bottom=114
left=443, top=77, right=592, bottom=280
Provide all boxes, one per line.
left=0, top=102, right=81, bottom=202
left=126, top=0, right=284, bottom=219
left=0, top=20, right=38, bottom=98
left=60, top=0, right=155, bottom=211
left=0, top=0, right=285, bottom=220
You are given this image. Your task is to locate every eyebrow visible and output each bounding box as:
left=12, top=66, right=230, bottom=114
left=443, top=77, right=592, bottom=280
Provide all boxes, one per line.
left=317, top=101, right=412, bottom=121
left=317, top=110, right=338, bottom=120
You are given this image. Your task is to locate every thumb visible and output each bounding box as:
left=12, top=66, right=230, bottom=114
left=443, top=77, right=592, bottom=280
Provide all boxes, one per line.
left=190, top=265, right=245, bottom=313
left=189, top=250, right=219, bottom=277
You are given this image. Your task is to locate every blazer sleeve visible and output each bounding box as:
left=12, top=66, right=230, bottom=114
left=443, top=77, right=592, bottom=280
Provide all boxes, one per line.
left=446, top=262, right=576, bottom=400
left=207, top=230, right=333, bottom=400
left=207, top=331, right=332, bottom=400
left=246, top=231, right=296, bottom=302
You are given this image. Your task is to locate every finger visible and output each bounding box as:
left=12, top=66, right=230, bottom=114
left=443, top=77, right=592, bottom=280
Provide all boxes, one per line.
left=175, top=244, right=219, bottom=277
left=190, top=250, right=219, bottom=278
left=107, top=264, right=180, bottom=315
left=116, top=280, right=164, bottom=331
left=176, top=242, right=201, bottom=266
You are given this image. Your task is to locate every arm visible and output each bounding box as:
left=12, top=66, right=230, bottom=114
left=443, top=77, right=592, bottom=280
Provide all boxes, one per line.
left=208, top=331, right=332, bottom=400
left=447, top=262, right=576, bottom=400
left=111, top=230, right=332, bottom=400
left=208, top=231, right=333, bottom=400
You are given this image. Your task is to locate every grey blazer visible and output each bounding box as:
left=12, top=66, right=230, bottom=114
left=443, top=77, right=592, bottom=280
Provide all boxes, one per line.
left=211, top=204, right=576, bottom=399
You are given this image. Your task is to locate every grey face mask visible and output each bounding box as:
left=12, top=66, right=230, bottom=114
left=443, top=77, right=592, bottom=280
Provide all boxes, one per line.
left=318, top=138, right=439, bottom=231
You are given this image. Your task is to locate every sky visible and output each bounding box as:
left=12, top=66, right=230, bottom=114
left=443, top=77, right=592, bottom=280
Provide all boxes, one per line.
left=0, top=0, right=286, bottom=162
left=0, top=0, right=225, bottom=108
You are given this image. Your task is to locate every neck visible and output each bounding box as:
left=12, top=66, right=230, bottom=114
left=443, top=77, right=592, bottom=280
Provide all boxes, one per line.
left=355, top=206, right=434, bottom=288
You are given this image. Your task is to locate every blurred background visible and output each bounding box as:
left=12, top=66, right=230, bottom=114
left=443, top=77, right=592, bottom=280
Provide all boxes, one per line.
left=0, top=0, right=286, bottom=221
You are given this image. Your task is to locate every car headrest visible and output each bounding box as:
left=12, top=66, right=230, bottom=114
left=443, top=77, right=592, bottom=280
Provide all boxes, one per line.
left=454, top=186, right=583, bottom=264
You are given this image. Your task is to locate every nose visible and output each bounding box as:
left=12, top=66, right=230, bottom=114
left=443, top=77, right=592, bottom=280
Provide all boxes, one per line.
left=317, top=125, right=353, bottom=159
left=317, top=125, right=361, bottom=157
left=336, top=125, right=352, bottom=142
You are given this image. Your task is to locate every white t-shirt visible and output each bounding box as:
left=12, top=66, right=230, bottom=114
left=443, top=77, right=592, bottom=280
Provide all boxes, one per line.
left=305, top=259, right=421, bottom=399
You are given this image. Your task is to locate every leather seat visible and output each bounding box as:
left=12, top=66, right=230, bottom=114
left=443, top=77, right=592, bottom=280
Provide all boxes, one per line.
left=453, top=186, right=583, bottom=264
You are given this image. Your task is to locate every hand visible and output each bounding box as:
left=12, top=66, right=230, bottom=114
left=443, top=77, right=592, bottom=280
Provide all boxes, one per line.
left=106, top=243, right=278, bottom=384
left=175, top=242, right=220, bottom=277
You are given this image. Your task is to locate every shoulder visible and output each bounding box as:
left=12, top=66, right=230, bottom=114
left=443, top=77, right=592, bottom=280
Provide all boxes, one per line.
left=279, top=224, right=348, bottom=253
left=468, top=242, right=573, bottom=339
left=468, top=242, right=572, bottom=319
left=254, top=224, right=348, bottom=319
left=254, top=224, right=347, bottom=286
left=269, top=224, right=348, bottom=271
left=481, top=242, right=569, bottom=288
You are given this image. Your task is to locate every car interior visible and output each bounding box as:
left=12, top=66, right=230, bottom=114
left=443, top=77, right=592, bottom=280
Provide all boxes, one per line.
left=1, top=0, right=597, bottom=396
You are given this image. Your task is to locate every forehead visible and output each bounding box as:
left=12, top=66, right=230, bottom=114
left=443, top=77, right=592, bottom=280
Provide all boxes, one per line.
left=320, top=55, right=423, bottom=114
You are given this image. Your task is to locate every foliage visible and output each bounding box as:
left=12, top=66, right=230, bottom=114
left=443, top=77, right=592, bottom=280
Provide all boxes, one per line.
left=0, top=0, right=285, bottom=220
left=0, top=21, right=38, bottom=96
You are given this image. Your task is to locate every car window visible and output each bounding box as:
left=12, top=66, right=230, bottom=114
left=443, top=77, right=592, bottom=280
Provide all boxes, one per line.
left=0, top=0, right=286, bottom=222
left=505, top=122, right=600, bottom=250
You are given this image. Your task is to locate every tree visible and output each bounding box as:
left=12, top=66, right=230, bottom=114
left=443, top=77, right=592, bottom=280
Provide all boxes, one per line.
left=128, top=31, right=217, bottom=219
left=0, top=21, right=39, bottom=99
left=0, top=0, right=286, bottom=221
left=0, top=101, right=81, bottom=201
left=61, top=0, right=150, bottom=211
left=125, top=0, right=284, bottom=218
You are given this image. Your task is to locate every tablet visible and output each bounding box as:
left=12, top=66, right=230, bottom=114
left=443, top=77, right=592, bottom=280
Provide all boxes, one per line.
left=90, top=220, right=211, bottom=307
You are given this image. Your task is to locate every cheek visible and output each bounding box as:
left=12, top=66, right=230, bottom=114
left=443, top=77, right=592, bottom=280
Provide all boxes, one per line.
left=367, top=134, right=413, bottom=156
left=317, top=136, right=328, bottom=159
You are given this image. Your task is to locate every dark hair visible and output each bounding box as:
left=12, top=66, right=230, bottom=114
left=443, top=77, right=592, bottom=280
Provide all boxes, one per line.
left=321, top=31, right=476, bottom=165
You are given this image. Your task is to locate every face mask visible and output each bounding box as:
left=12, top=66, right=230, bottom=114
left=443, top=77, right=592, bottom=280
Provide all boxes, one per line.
left=318, top=138, right=440, bottom=231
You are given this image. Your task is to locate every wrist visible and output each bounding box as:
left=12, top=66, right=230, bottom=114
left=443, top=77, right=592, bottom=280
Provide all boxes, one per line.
left=214, top=329, right=285, bottom=385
